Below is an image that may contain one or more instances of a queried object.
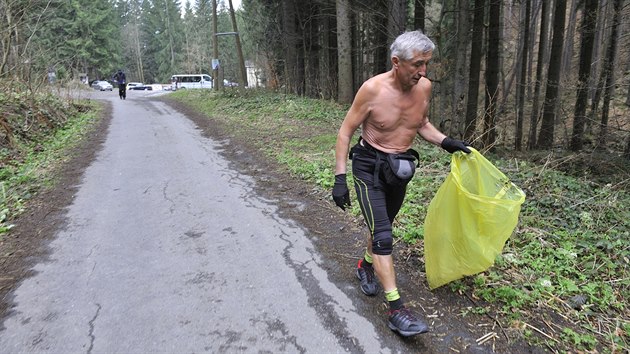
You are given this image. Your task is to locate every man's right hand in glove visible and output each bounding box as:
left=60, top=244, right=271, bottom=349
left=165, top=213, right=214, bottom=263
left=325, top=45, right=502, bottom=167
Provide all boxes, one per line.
left=332, top=174, right=351, bottom=210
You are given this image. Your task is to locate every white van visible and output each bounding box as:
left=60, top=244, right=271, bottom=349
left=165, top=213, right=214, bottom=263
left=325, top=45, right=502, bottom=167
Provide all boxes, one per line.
left=171, top=74, right=213, bottom=90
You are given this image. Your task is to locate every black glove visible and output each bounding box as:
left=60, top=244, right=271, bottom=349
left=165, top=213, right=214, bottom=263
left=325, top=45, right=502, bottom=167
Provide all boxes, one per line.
left=332, top=174, right=351, bottom=210
left=441, top=137, right=471, bottom=154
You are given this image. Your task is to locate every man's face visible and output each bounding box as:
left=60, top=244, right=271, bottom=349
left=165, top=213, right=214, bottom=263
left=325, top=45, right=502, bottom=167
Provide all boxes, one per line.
left=396, top=50, right=432, bottom=86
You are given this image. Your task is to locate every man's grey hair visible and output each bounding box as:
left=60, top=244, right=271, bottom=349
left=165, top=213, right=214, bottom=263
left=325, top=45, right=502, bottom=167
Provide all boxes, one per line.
left=390, top=31, right=435, bottom=60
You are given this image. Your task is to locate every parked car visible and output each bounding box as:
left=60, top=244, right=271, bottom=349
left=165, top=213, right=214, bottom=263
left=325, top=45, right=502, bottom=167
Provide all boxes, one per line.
left=128, top=84, right=152, bottom=91
left=126, top=82, right=143, bottom=90
left=91, top=80, right=113, bottom=91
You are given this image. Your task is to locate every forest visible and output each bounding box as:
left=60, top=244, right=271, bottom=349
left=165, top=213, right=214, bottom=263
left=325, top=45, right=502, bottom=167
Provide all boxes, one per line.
left=1, top=0, right=629, bottom=155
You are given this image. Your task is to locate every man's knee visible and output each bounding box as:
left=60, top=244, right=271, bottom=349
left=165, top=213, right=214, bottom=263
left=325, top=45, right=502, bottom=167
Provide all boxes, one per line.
left=372, top=231, right=393, bottom=255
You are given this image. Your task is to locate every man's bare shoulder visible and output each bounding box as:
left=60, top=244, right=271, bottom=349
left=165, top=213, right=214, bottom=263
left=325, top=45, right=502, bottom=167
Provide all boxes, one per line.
left=359, top=72, right=389, bottom=93
left=416, top=77, right=432, bottom=94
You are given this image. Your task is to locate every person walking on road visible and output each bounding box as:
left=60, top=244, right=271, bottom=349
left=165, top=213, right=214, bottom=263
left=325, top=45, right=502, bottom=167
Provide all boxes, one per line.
left=331, top=30, right=470, bottom=337
left=112, top=69, right=127, bottom=100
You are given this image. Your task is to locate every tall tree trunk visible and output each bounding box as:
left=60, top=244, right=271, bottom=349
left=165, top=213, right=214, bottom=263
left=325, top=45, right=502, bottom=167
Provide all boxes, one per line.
left=374, top=0, right=388, bottom=74
left=386, top=0, right=406, bottom=69
left=587, top=0, right=612, bottom=134
left=212, top=0, right=219, bottom=90
left=596, top=0, right=622, bottom=149
left=483, top=0, right=500, bottom=148
left=527, top=0, right=549, bottom=149
left=414, top=0, right=426, bottom=32
left=228, top=0, right=248, bottom=87
left=336, top=0, right=353, bottom=103
left=526, top=0, right=542, bottom=99
left=134, top=23, right=145, bottom=83
left=569, top=0, right=598, bottom=151
left=297, top=2, right=324, bottom=98
left=588, top=0, right=607, bottom=104
left=586, top=1, right=612, bottom=137
left=282, top=0, right=298, bottom=94
left=515, top=0, right=531, bottom=151
left=0, top=0, right=14, bottom=76
left=464, top=0, right=485, bottom=142
left=127, top=1, right=146, bottom=82
left=321, top=3, right=337, bottom=99
left=537, top=0, right=566, bottom=149
left=452, top=0, right=470, bottom=137
left=561, top=0, right=578, bottom=79
left=351, top=7, right=360, bottom=92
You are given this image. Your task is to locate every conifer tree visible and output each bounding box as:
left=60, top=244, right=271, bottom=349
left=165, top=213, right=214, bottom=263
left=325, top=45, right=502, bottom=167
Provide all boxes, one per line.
left=142, top=0, right=184, bottom=82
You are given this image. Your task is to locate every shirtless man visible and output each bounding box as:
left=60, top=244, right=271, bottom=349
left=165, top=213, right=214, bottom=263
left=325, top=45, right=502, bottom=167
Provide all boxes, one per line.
left=332, top=31, right=470, bottom=337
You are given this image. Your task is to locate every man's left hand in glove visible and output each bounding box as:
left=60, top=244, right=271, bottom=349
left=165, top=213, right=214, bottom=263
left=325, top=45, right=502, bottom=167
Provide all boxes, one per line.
left=441, top=136, right=471, bottom=154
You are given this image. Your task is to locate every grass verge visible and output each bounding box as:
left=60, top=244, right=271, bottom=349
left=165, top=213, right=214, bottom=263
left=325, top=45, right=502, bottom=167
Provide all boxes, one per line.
left=170, top=88, right=629, bottom=352
left=0, top=87, right=99, bottom=235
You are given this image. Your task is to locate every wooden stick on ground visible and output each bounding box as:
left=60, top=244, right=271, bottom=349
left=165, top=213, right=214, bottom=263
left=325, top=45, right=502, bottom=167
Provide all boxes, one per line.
left=524, top=322, right=559, bottom=343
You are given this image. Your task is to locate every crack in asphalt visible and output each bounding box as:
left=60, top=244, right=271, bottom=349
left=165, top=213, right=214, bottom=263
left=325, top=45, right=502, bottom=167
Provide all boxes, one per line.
left=86, top=246, right=98, bottom=285
left=161, top=180, right=175, bottom=214
left=253, top=315, right=306, bottom=353
left=87, top=303, right=101, bottom=354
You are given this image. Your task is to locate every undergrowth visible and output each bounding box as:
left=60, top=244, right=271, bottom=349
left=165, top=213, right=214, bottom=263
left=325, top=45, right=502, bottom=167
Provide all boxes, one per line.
left=0, top=82, right=97, bottom=235
left=171, top=89, right=630, bottom=352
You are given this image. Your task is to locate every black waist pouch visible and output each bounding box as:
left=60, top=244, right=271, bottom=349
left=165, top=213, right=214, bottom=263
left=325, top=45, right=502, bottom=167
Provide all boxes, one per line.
left=350, top=137, right=420, bottom=187
left=380, top=150, right=419, bottom=186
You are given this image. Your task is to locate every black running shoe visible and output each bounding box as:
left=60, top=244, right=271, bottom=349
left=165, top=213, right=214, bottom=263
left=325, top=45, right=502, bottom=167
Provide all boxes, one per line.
left=356, top=259, right=378, bottom=296
left=387, top=307, right=429, bottom=337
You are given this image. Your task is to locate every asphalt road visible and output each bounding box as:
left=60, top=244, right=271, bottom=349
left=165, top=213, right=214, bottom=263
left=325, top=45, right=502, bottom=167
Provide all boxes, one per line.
left=0, top=90, right=396, bottom=353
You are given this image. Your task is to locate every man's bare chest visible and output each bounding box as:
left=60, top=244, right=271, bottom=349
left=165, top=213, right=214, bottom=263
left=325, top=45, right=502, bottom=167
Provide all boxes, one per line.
left=369, top=96, right=426, bottom=129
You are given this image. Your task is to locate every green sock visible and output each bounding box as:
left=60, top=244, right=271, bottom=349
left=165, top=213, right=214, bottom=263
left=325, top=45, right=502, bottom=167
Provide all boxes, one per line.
left=385, top=288, right=400, bottom=301
left=385, top=288, right=404, bottom=310
left=363, top=250, right=373, bottom=265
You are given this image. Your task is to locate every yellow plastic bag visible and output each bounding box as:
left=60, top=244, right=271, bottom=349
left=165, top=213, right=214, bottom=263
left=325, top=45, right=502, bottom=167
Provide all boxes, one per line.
left=424, top=148, right=525, bottom=289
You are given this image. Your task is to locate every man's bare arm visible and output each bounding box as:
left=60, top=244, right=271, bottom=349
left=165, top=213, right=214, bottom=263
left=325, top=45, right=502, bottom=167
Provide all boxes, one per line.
left=335, top=84, right=373, bottom=175
left=417, top=121, right=447, bottom=146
